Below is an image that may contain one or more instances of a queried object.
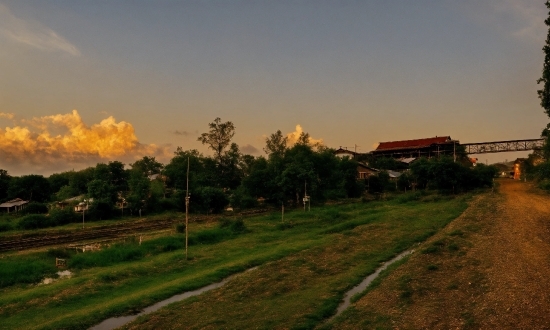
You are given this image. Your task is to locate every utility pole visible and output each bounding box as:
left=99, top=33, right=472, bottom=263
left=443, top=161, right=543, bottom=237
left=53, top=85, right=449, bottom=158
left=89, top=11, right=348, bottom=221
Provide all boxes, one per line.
left=185, top=157, right=190, bottom=260
left=304, top=181, right=307, bottom=211
left=453, top=141, right=456, bottom=163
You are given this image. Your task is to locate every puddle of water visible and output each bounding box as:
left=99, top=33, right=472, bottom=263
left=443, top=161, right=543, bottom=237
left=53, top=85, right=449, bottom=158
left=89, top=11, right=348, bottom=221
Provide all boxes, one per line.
left=89, top=267, right=257, bottom=330
left=57, top=270, right=73, bottom=278
left=329, top=250, right=414, bottom=321
left=40, top=270, right=73, bottom=285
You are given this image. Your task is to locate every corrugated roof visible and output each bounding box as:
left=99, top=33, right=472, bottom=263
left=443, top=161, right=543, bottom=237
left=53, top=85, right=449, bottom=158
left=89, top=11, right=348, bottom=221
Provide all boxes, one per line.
left=0, top=198, right=29, bottom=208
left=375, top=136, right=451, bottom=151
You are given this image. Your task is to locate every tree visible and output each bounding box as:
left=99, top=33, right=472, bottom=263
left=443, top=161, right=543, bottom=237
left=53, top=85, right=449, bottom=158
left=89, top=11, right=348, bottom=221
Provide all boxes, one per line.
left=7, top=175, right=51, bottom=203
left=131, top=156, right=164, bottom=176
left=127, top=169, right=151, bottom=213
left=264, top=130, right=288, bottom=157
left=198, top=118, right=236, bottom=162
left=48, top=172, right=72, bottom=194
left=296, top=132, right=311, bottom=146
left=0, top=169, right=11, bottom=202
left=539, top=1, right=550, bottom=120
left=219, top=143, right=243, bottom=189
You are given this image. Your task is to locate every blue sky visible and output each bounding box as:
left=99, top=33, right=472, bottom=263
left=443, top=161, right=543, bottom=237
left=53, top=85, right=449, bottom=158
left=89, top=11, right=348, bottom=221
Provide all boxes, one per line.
left=0, top=1, right=547, bottom=175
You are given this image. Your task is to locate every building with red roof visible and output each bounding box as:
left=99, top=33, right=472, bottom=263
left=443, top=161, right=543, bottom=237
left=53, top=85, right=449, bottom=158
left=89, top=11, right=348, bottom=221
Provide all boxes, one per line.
left=372, top=136, right=458, bottom=158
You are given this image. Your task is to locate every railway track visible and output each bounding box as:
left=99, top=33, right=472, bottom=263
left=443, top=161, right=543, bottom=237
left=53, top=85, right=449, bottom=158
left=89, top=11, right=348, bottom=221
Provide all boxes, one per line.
left=0, top=209, right=269, bottom=252
left=0, top=219, right=176, bottom=252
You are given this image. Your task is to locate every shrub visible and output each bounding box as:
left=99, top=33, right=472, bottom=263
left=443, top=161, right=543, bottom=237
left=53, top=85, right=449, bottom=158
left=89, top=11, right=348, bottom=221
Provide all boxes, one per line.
left=230, top=187, right=258, bottom=210
left=219, top=217, right=247, bottom=233
left=88, top=201, right=115, bottom=221
left=0, top=223, right=12, bottom=232
left=49, top=208, right=80, bottom=226
left=20, top=202, right=48, bottom=215
left=191, top=187, right=229, bottom=214
left=17, top=214, right=50, bottom=230
left=175, top=223, right=185, bottom=233
left=0, top=258, right=57, bottom=288
left=159, top=198, right=177, bottom=211
left=394, top=191, right=422, bottom=204
left=229, top=218, right=246, bottom=233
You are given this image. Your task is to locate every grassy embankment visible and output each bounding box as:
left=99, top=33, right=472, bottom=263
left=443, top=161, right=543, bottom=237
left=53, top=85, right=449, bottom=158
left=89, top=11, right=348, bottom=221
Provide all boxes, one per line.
left=326, top=190, right=500, bottom=329
left=0, top=192, right=472, bottom=330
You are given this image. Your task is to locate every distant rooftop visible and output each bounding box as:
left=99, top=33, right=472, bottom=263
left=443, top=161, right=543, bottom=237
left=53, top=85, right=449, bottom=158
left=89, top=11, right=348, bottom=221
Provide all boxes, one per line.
left=375, top=136, right=452, bottom=151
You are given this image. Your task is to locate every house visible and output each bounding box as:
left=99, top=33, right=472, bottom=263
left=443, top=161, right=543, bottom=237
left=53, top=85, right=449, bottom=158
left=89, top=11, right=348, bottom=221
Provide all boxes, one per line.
left=334, top=147, right=358, bottom=159
left=357, top=163, right=379, bottom=179
left=74, top=198, right=93, bottom=212
left=52, top=195, right=84, bottom=210
left=372, top=136, right=458, bottom=159
left=0, top=198, right=29, bottom=213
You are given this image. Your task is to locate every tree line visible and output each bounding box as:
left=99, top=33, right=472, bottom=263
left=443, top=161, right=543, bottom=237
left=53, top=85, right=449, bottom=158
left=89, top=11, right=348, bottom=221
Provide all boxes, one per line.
left=0, top=117, right=497, bottom=224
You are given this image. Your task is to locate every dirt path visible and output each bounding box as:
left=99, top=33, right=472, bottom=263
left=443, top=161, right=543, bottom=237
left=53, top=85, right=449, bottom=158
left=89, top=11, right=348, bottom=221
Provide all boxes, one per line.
left=333, top=179, right=550, bottom=329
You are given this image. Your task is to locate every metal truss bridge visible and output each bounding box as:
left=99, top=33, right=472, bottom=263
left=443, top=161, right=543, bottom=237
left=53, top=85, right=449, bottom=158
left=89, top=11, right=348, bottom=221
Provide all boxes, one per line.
left=462, top=139, right=544, bottom=155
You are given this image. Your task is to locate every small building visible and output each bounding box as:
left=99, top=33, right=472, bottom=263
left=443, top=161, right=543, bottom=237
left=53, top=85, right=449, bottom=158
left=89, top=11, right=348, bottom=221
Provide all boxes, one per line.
left=334, top=147, right=358, bottom=159
left=52, top=195, right=84, bottom=210
left=372, top=136, right=458, bottom=159
left=357, top=163, right=379, bottom=179
left=0, top=198, right=29, bottom=213
left=74, top=198, right=93, bottom=213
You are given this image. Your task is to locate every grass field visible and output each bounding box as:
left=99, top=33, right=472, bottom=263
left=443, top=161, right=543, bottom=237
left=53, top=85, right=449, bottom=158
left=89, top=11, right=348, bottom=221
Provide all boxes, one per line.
left=0, top=192, right=472, bottom=330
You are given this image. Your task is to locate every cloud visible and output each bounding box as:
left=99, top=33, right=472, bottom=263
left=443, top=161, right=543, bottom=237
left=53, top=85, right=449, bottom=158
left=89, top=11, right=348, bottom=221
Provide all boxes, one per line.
left=0, top=4, right=80, bottom=56
left=286, top=124, right=323, bottom=146
left=174, top=130, right=189, bottom=136
left=0, top=113, right=14, bottom=119
left=0, top=110, right=171, bottom=175
left=489, top=0, right=546, bottom=42
left=241, top=144, right=260, bottom=155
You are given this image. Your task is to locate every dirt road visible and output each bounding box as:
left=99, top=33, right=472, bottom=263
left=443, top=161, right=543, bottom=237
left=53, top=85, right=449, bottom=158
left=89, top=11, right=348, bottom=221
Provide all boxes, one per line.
left=334, top=179, right=550, bottom=329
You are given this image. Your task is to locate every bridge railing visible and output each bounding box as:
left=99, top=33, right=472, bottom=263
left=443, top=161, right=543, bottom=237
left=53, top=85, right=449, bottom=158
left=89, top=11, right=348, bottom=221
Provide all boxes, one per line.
left=462, top=139, right=544, bottom=154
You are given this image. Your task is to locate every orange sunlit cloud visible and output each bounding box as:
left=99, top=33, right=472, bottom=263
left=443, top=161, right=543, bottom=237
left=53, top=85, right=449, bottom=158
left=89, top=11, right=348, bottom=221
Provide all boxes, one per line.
left=0, top=112, right=14, bottom=119
left=286, top=124, right=323, bottom=146
left=0, top=110, right=171, bottom=175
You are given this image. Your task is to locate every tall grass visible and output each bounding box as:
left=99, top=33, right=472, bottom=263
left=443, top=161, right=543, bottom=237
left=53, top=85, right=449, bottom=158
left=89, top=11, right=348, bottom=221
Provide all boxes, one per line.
left=0, top=194, right=470, bottom=330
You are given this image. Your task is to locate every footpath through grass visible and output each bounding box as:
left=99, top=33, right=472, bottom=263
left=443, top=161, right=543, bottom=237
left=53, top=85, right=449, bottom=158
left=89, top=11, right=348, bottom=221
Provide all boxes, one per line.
left=0, top=193, right=470, bottom=330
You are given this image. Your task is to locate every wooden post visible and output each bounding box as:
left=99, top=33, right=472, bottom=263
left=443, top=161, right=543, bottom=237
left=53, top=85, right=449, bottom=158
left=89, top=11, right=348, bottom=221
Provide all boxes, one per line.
left=185, top=157, right=190, bottom=260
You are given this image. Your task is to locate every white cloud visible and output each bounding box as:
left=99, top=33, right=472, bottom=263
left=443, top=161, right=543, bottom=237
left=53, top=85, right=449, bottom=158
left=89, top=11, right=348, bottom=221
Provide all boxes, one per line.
left=0, top=4, right=80, bottom=56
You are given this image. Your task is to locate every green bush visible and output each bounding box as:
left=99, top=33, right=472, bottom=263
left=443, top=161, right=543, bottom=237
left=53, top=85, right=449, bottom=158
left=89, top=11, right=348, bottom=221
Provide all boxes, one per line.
left=17, top=214, right=50, bottom=230
left=230, top=187, right=258, bottom=210
left=159, top=198, right=178, bottom=211
left=20, top=202, right=48, bottom=215
left=219, top=217, right=247, bottom=233
left=0, top=257, right=57, bottom=288
left=191, top=187, right=229, bottom=214
left=175, top=223, right=185, bottom=233
left=394, top=191, right=422, bottom=204
left=0, top=223, right=12, bottom=232
left=50, top=208, right=80, bottom=225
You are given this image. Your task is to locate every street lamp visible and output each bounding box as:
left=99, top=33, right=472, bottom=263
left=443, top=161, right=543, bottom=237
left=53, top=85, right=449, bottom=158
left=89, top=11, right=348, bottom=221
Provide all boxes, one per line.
left=82, top=199, right=87, bottom=229
left=303, top=181, right=310, bottom=211
left=303, top=195, right=310, bottom=211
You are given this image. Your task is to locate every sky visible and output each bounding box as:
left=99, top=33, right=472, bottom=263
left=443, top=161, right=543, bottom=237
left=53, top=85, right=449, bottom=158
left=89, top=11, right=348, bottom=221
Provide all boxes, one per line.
left=0, top=0, right=548, bottom=176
